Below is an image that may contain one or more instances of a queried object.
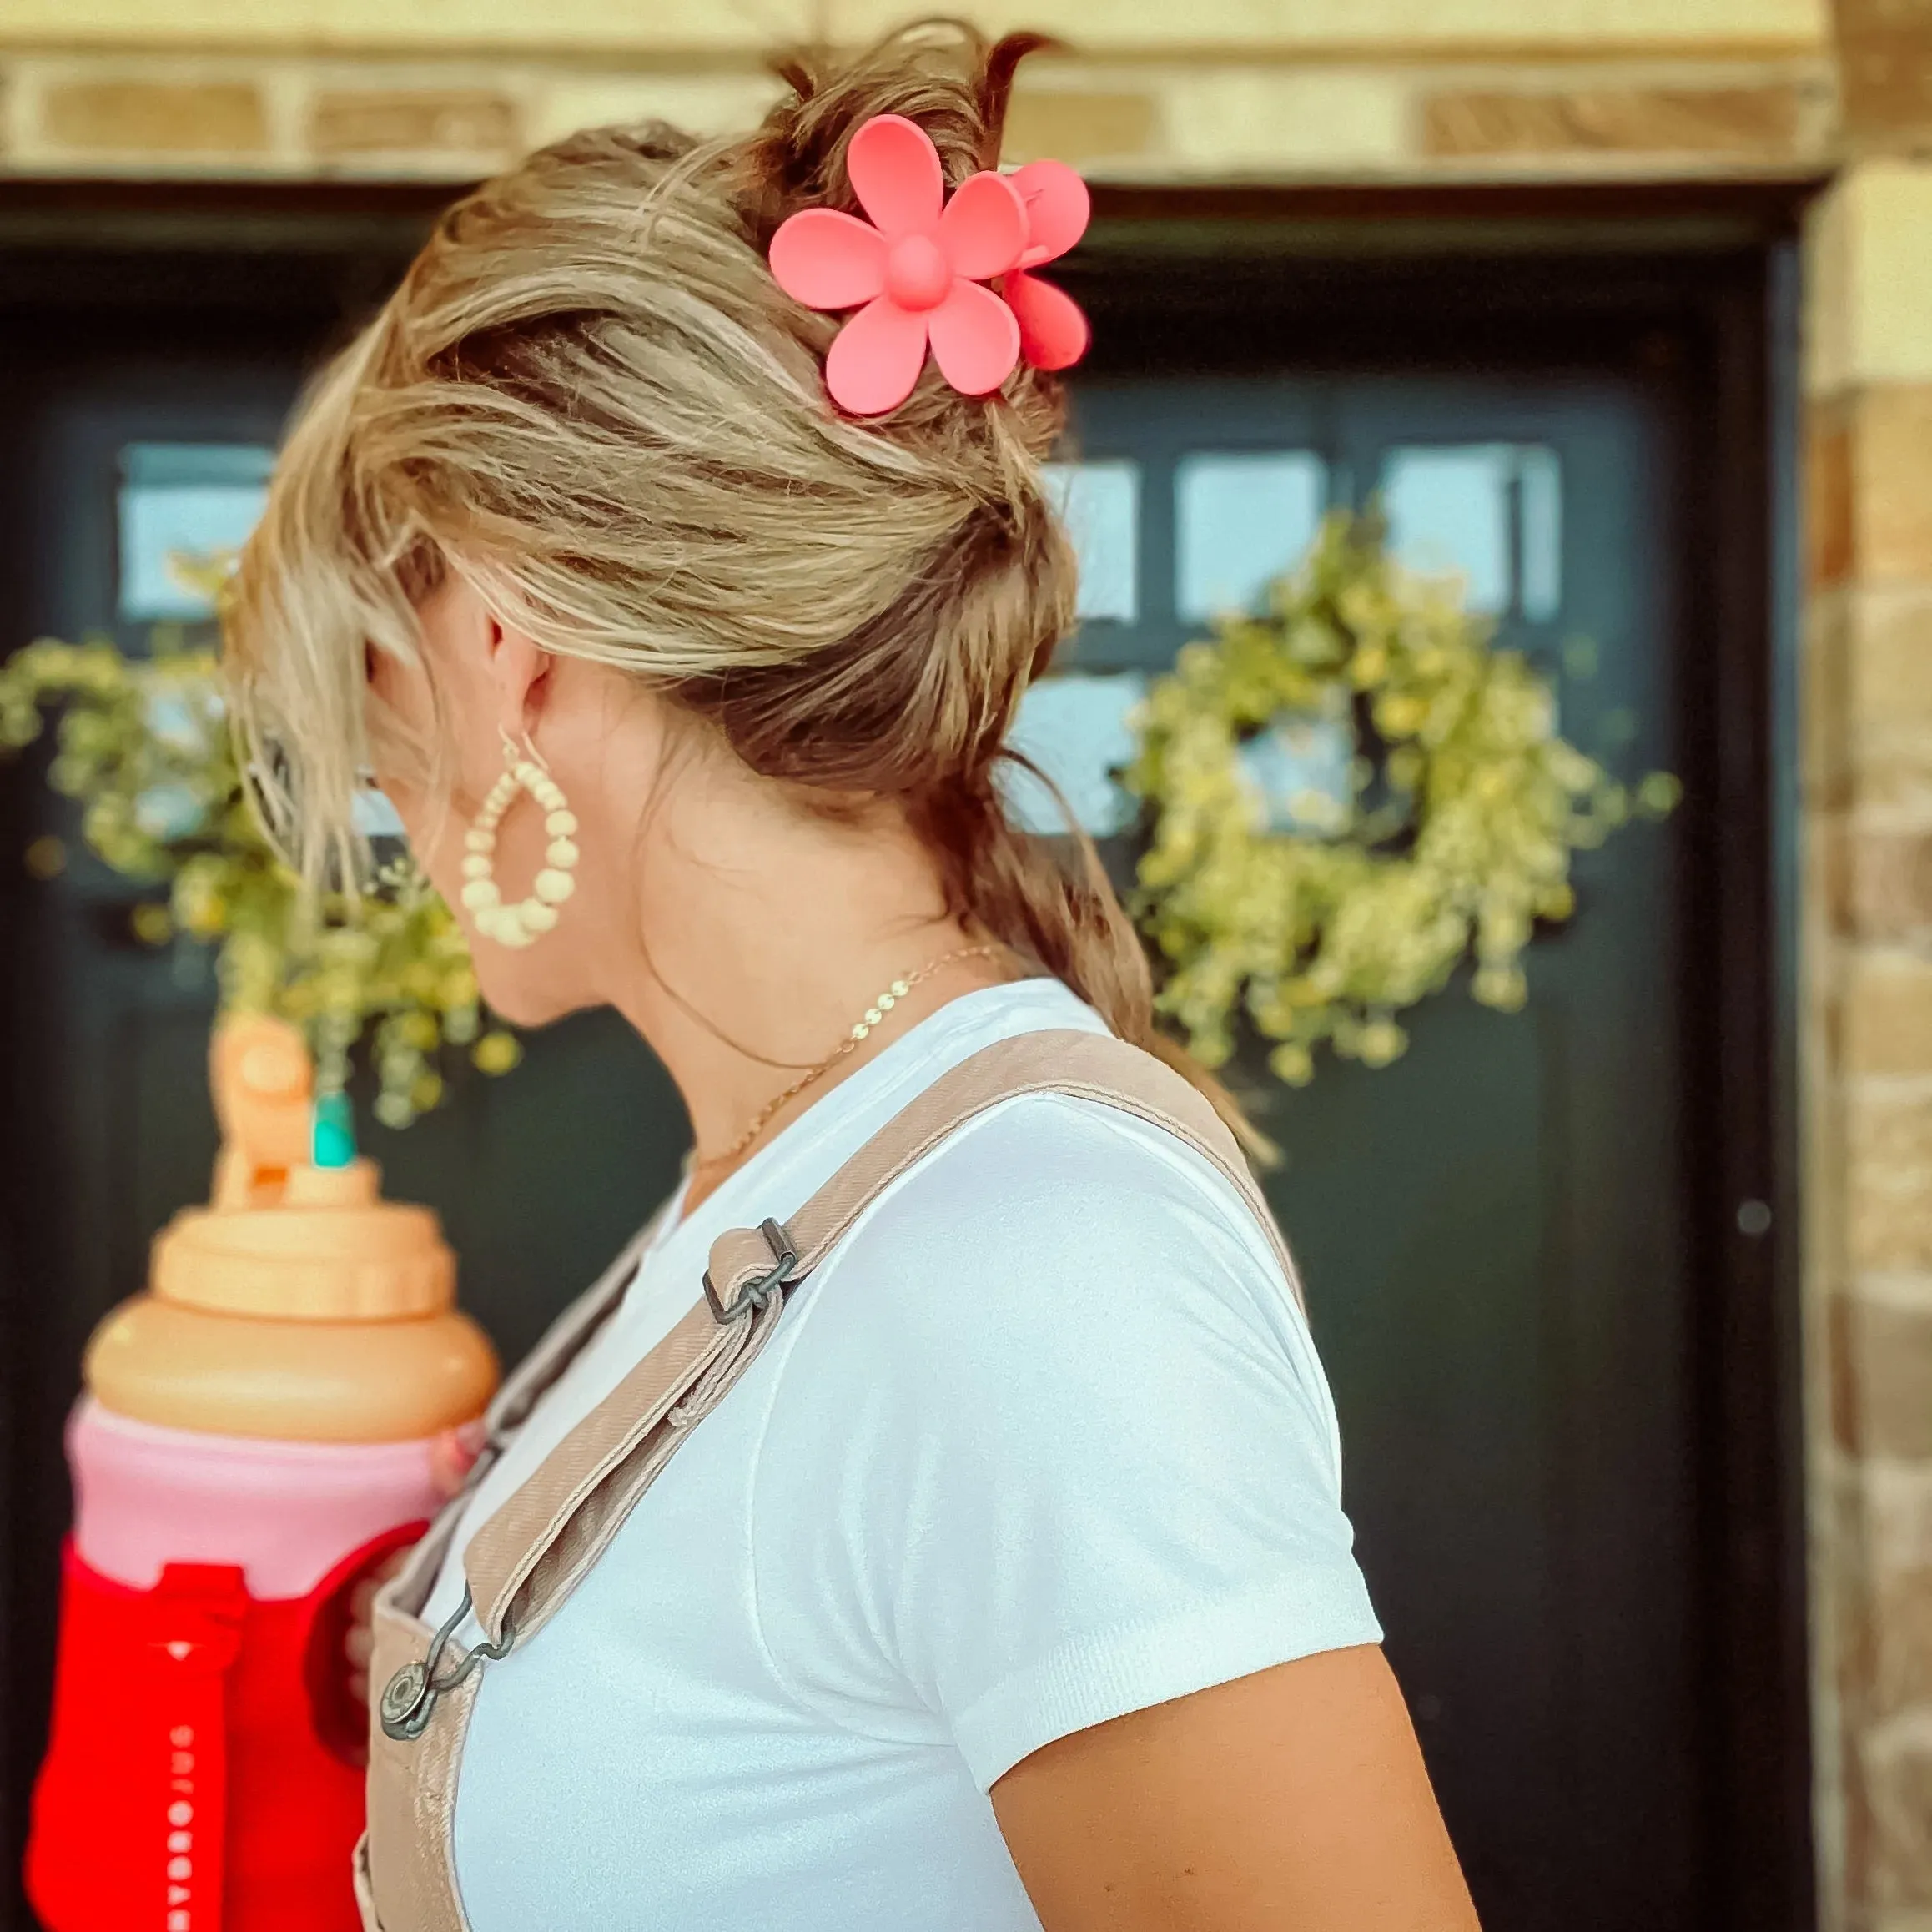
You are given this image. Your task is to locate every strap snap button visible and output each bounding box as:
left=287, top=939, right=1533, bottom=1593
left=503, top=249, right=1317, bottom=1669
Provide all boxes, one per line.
left=379, top=1660, right=430, bottom=1739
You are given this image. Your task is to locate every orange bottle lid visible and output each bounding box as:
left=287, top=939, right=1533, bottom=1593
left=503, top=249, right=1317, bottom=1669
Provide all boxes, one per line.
left=149, top=1014, right=455, bottom=1323
left=153, top=1157, right=455, bottom=1321
left=84, top=1014, right=496, bottom=1440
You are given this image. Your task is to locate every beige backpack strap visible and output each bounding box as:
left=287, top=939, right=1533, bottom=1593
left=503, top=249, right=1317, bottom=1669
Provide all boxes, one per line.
left=379, top=1202, right=672, bottom=1626
left=704, top=1027, right=1299, bottom=1321
left=453, top=1029, right=1290, bottom=1657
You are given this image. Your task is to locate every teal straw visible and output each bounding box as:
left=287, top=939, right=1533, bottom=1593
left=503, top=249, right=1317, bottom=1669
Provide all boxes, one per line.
left=312, top=1090, right=357, bottom=1170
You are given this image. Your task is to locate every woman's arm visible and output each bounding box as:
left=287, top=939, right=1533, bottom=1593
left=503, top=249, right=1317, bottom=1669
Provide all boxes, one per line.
left=991, top=1645, right=1480, bottom=1931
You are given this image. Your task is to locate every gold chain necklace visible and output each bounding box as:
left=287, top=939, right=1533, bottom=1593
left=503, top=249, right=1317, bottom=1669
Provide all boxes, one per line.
left=694, top=943, right=999, bottom=1174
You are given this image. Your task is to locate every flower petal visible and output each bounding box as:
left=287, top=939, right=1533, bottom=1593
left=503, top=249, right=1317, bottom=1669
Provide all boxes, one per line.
left=1011, top=160, right=1091, bottom=269
left=1004, top=269, right=1090, bottom=371
left=936, top=170, right=1027, bottom=281
left=768, top=208, right=887, bottom=310
left=847, top=113, right=943, bottom=239
left=824, top=295, right=931, bottom=415
left=928, top=278, right=1021, bottom=396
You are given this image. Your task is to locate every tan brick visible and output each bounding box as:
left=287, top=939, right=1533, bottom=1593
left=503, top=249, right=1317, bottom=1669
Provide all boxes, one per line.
left=40, top=80, right=267, bottom=156
left=1855, top=385, right=1932, bottom=581
left=1849, top=1087, right=1932, bottom=1272
left=1822, top=816, right=1851, bottom=928
left=1840, top=827, right=1932, bottom=940
left=1873, top=1559, right=1932, bottom=1716
left=1831, top=1466, right=1879, bottom=1715
left=0, top=0, right=802, bottom=48
left=1839, top=1, right=1932, bottom=144
left=1870, top=1467, right=1932, bottom=1724
left=526, top=73, right=780, bottom=149
left=1846, top=586, right=1932, bottom=807
left=1806, top=592, right=1852, bottom=809
left=1804, top=178, right=1854, bottom=398
left=837, top=0, right=1835, bottom=48
left=1834, top=1486, right=1932, bottom=1747
left=1857, top=1737, right=1932, bottom=1909
left=1161, top=69, right=1406, bottom=174
left=1813, top=396, right=1856, bottom=589
left=1845, top=1709, right=1879, bottom=1908
left=1835, top=1462, right=1932, bottom=1919
left=1420, top=85, right=1806, bottom=161
left=1804, top=962, right=1850, bottom=1289
left=1834, top=1294, right=1932, bottom=1457
left=1003, top=89, right=1156, bottom=166
left=1809, top=165, right=1932, bottom=390
left=1847, top=954, right=1932, bottom=1076
left=310, top=89, right=517, bottom=158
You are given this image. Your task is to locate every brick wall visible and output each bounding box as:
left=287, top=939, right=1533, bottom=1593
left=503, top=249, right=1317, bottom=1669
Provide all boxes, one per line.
left=1807, top=146, right=1932, bottom=1932
left=0, top=2, right=1840, bottom=184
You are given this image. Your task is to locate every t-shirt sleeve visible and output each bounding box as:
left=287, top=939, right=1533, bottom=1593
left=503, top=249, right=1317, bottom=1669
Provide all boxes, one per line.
left=746, top=1095, right=1384, bottom=1793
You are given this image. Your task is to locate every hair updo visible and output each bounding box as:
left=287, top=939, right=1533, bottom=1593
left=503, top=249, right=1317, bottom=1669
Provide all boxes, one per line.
left=226, top=18, right=1253, bottom=1141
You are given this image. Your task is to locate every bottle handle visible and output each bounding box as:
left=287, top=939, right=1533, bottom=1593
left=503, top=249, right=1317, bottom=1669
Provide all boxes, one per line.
left=299, top=1520, right=429, bottom=1767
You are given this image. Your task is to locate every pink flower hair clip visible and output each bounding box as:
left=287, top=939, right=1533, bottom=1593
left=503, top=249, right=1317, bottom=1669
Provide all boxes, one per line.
left=768, top=113, right=1091, bottom=418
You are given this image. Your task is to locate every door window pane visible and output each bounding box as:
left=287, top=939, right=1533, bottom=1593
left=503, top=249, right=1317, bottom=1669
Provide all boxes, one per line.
left=1175, top=451, right=1326, bottom=621
left=1518, top=445, right=1562, bottom=621
left=352, top=786, right=408, bottom=837
left=1043, top=460, right=1140, bottom=623
left=1238, top=704, right=1355, bottom=835
left=1002, top=672, right=1145, bottom=837
left=1381, top=442, right=1563, bottom=620
left=118, top=442, right=274, bottom=622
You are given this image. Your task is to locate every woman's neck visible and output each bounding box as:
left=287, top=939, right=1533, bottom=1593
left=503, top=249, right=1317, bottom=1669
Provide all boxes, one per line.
left=589, top=758, right=1009, bottom=1213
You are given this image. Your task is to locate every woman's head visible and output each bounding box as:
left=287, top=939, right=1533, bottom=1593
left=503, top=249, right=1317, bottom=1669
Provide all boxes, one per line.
left=228, top=21, right=1248, bottom=1134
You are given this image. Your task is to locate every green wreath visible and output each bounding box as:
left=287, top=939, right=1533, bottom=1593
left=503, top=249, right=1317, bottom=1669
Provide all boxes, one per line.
left=0, top=622, right=523, bottom=1127
left=1124, top=510, right=1676, bottom=1088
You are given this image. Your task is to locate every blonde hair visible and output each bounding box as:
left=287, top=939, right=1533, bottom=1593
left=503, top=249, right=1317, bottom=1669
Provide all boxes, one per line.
left=226, top=19, right=1257, bottom=1146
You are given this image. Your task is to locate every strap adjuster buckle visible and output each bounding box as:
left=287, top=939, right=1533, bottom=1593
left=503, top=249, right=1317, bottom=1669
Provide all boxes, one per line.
left=702, top=1218, right=799, bottom=1325
left=379, top=1583, right=516, bottom=1743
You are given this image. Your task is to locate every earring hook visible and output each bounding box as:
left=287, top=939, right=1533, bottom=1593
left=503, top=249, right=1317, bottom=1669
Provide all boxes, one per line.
left=498, top=726, right=550, bottom=774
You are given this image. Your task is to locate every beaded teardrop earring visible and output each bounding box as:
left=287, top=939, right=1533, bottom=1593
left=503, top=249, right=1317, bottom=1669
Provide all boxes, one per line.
left=459, top=731, right=580, bottom=951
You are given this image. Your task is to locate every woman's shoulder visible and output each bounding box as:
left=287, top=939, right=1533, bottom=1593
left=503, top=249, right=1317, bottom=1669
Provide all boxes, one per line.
left=782, top=1087, right=1316, bottom=1411
left=747, top=1087, right=1367, bottom=1771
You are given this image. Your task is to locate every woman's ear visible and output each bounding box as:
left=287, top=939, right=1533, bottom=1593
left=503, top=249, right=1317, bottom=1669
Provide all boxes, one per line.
left=487, top=611, right=552, bottom=748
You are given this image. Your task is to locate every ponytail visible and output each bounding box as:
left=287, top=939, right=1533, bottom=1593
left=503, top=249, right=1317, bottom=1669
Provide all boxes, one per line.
left=912, top=757, right=1270, bottom=1160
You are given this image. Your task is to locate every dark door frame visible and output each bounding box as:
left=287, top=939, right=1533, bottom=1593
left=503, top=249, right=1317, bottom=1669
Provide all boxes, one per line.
left=0, top=174, right=1814, bottom=1932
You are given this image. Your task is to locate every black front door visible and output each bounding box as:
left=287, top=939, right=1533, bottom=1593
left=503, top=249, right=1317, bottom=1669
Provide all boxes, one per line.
left=0, top=199, right=1806, bottom=1932
left=1036, top=366, right=1702, bottom=1929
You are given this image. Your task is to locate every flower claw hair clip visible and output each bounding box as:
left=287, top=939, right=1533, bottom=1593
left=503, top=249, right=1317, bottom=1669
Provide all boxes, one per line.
left=769, top=113, right=1091, bottom=417
left=1002, top=158, right=1091, bottom=372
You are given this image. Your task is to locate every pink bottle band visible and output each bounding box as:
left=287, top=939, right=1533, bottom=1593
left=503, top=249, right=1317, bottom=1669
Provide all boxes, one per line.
left=68, top=1397, right=446, bottom=1600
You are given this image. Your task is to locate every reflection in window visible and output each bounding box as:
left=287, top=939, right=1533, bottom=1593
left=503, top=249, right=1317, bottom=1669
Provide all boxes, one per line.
left=1043, top=460, right=1140, bottom=624
left=353, top=786, right=408, bottom=838
left=1517, top=446, right=1562, bottom=621
left=118, top=442, right=275, bottom=623
left=1381, top=443, right=1562, bottom=621
left=1238, top=702, right=1355, bottom=836
left=1002, top=672, right=1146, bottom=837
left=1175, top=452, right=1326, bottom=622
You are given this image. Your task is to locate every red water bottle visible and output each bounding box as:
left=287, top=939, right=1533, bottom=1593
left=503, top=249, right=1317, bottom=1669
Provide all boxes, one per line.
left=27, top=1016, right=496, bottom=1931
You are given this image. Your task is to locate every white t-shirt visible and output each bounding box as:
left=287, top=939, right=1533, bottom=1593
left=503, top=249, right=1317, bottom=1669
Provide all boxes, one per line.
left=425, top=978, right=1381, bottom=1932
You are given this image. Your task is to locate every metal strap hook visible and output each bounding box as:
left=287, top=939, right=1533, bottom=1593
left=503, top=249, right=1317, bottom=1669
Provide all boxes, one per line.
left=702, top=1218, right=799, bottom=1326
left=378, top=1584, right=516, bottom=1743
